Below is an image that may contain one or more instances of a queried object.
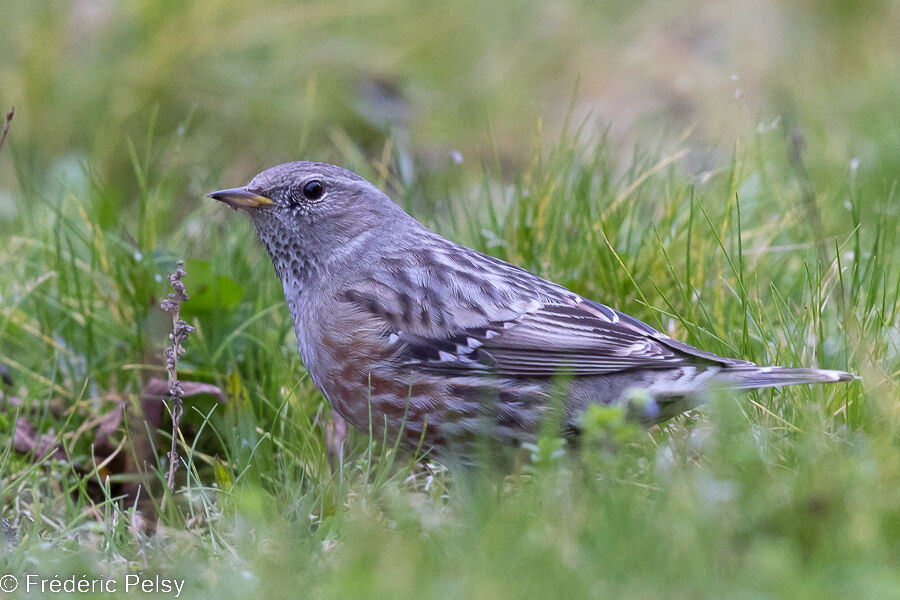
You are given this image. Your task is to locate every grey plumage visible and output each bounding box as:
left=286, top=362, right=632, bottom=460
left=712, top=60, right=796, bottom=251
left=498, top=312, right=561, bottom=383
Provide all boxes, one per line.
left=210, top=161, right=855, bottom=457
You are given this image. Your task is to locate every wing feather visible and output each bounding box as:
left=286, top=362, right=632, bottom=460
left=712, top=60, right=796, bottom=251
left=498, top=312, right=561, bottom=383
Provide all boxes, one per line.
left=338, top=247, right=752, bottom=378
left=390, top=298, right=747, bottom=376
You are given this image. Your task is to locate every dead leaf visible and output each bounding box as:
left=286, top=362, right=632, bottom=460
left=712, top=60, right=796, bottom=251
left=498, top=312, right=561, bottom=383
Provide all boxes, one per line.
left=140, top=377, right=225, bottom=431
left=0, top=390, right=24, bottom=408
left=13, top=417, right=66, bottom=461
left=1, top=391, right=63, bottom=417
left=94, top=401, right=126, bottom=457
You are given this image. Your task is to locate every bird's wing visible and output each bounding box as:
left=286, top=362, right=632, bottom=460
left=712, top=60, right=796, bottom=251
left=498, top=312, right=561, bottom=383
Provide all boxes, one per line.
left=335, top=234, right=755, bottom=378
left=406, top=298, right=753, bottom=376
left=340, top=279, right=750, bottom=377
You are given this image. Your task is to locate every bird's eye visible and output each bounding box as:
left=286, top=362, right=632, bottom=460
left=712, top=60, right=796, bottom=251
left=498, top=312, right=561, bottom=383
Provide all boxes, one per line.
left=302, top=180, right=325, bottom=200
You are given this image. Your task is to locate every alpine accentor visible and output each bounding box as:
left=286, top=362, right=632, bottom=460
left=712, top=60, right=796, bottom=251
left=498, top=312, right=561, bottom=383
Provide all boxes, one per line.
left=210, top=162, right=853, bottom=459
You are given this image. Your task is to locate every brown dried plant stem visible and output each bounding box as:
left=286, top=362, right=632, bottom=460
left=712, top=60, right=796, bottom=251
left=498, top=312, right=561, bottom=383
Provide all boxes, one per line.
left=159, top=261, right=193, bottom=513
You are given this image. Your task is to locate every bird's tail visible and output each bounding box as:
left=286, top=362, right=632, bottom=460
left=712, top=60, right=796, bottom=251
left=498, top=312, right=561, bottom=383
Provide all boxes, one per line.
left=629, top=366, right=857, bottom=424
left=708, top=366, right=857, bottom=391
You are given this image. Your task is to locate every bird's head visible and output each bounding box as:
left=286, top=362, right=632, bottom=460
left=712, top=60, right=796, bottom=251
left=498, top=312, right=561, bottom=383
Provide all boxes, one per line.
left=209, top=161, right=409, bottom=274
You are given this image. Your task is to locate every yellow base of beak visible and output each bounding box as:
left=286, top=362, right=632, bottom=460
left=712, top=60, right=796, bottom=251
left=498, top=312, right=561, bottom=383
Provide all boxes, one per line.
left=208, top=187, right=274, bottom=209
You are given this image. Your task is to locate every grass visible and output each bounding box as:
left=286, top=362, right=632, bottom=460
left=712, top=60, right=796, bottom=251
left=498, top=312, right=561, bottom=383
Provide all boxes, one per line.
left=1, top=122, right=897, bottom=599
left=1, top=2, right=899, bottom=599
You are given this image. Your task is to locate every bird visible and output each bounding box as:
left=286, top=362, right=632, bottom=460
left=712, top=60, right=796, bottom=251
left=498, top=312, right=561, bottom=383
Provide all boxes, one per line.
left=209, top=161, right=854, bottom=460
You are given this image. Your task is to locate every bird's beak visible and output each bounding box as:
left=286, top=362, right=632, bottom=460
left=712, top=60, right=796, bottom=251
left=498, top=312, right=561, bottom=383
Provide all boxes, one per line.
left=207, top=187, right=275, bottom=210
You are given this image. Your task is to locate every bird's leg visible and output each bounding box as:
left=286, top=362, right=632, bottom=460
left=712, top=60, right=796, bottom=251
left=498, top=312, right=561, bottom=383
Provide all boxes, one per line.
left=326, top=412, right=348, bottom=471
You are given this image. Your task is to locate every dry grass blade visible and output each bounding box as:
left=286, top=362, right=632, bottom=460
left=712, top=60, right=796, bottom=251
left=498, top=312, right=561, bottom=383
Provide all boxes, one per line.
left=0, top=107, right=12, bottom=153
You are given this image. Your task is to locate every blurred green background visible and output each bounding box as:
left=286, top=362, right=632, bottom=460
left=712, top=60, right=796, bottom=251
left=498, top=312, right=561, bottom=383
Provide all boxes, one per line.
left=1, top=2, right=899, bottom=599
left=3, top=0, right=899, bottom=202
